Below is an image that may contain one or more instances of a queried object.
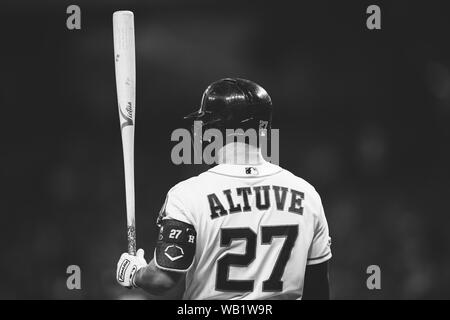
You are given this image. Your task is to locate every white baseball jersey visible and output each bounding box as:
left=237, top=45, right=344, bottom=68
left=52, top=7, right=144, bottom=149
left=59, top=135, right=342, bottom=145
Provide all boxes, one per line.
left=154, top=161, right=331, bottom=300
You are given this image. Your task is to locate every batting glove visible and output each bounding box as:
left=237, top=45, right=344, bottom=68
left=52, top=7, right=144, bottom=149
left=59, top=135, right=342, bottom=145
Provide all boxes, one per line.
left=116, top=248, right=147, bottom=288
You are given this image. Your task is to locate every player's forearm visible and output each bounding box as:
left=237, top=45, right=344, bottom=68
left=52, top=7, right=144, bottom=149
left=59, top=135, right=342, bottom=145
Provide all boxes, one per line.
left=135, top=259, right=180, bottom=295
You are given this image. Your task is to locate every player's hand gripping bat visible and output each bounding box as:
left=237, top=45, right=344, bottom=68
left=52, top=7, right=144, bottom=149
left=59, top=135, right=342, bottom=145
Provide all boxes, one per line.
left=113, top=11, right=136, bottom=255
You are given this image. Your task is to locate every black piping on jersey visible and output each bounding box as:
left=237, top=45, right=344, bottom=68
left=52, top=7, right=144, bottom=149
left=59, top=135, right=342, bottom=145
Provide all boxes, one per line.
left=206, top=169, right=284, bottom=179
left=307, top=252, right=332, bottom=261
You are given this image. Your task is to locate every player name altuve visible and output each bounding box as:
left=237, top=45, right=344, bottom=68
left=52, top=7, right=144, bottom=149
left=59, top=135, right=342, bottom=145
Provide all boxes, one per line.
left=208, top=185, right=304, bottom=219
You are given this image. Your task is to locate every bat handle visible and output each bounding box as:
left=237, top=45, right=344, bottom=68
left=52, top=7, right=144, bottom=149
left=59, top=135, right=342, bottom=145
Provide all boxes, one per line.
left=127, top=225, right=136, bottom=255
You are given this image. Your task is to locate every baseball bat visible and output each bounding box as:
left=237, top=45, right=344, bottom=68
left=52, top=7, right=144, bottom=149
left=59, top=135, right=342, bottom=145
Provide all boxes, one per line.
left=113, top=11, right=136, bottom=255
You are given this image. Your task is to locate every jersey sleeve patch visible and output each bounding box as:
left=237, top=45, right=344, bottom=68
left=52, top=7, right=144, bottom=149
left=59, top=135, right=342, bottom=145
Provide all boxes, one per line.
left=154, top=219, right=196, bottom=272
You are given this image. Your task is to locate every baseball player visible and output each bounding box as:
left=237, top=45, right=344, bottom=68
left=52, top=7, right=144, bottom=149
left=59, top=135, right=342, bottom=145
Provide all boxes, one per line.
left=116, top=78, right=332, bottom=299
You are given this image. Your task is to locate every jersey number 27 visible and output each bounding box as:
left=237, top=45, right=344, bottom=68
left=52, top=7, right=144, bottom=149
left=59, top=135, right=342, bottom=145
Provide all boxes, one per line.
left=216, top=225, right=298, bottom=292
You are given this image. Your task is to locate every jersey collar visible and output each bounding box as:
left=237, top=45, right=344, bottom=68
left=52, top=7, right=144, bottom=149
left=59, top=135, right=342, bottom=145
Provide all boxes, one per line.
left=207, top=161, right=283, bottom=178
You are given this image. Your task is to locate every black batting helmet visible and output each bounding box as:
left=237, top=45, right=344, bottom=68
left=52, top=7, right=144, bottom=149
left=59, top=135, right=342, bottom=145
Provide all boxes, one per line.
left=184, top=78, right=273, bottom=132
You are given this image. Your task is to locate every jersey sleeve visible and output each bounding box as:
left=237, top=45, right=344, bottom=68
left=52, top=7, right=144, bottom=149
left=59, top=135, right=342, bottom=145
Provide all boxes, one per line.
left=157, top=184, right=195, bottom=226
left=154, top=185, right=197, bottom=272
left=307, top=197, right=332, bottom=265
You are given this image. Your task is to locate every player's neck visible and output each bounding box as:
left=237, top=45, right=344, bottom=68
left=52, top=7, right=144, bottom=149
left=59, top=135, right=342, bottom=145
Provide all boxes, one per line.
left=217, top=142, right=264, bottom=165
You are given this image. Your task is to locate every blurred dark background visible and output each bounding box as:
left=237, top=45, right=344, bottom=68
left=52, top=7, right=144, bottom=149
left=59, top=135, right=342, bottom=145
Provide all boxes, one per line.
left=1, top=0, right=449, bottom=299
